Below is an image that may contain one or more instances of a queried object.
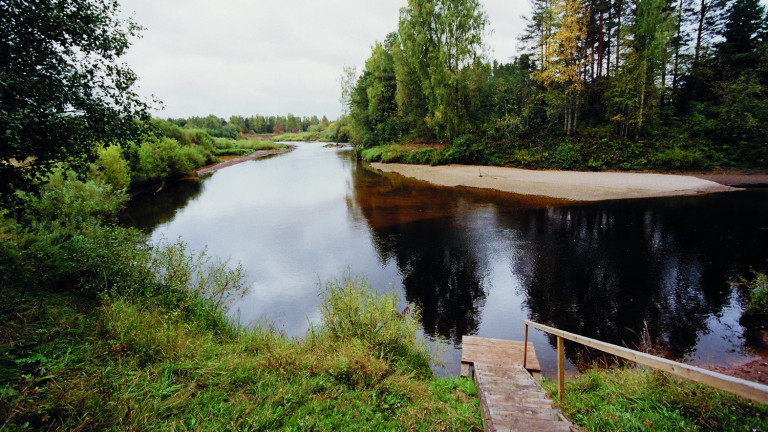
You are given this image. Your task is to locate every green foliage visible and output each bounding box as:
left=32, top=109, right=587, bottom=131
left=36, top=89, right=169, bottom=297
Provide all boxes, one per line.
left=322, top=116, right=353, bottom=142
left=544, top=367, right=768, bottom=431
left=0, top=289, right=481, bottom=431
left=552, top=139, right=583, bottom=169
left=132, top=137, right=207, bottom=185
left=733, top=270, right=768, bottom=329
left=317, top=273, right=432, bottom=377
left=340, top=0, right=768, bottom=170
left=651, top=147, right=710, bottom=170
left=147, top=240, right=247, bottom=320
left=0, top=0, right=152, bottom=213
left=89, top=144, right=131, bottom=190
left=31, top=169, right=127, bottom=231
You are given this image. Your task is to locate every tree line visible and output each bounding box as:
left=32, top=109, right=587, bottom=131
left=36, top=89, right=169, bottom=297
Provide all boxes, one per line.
left=346, top=0, right=768, bottom=169
left=168, top=114, right=331, bottom=139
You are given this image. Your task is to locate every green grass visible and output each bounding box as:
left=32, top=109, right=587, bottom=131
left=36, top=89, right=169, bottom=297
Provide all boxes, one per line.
left=0, top=173, right=482, bottom=430
left=213, top=138, right=285, bottom=156
left=542, top=366, right=768, bottom=431
left=273, top=131, right=323, bottom=142
left=733, top=270, right=768, bottom=329
left=0, top=280, right=482, bottom=431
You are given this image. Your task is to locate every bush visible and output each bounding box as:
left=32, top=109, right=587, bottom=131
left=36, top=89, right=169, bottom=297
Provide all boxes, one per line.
left=132, top=138, right=207, bottom=184
left=651, top=147, right=709, bottom=170
left=552, top=139, right=584, bottom=169
left=734, top=270, right=768, bottom=329
left=33, top=169, right=126, bottom=230
left=444, top=135, right=480, bottom=164
left=90, top=144, right=131, bottom=190
left=316, top=274, right=432, bottom=377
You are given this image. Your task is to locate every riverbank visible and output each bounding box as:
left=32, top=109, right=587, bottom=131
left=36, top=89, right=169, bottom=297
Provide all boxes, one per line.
left=371, top=163, right=744, bottom=201
left=195, top=145, right=295, bottom=176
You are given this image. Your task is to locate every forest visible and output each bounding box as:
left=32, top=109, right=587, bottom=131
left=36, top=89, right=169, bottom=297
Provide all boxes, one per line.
left=346, top=0, right=768, bottom=170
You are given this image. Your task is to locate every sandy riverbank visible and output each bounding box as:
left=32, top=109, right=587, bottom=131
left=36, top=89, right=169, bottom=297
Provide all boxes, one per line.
left=370, top=163, right=743, bottom=201
left=195, top=146, right=295, bottom=176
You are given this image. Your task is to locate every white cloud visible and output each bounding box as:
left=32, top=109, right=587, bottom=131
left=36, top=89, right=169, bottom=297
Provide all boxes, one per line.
left=120, top=0, right=531, bottom=120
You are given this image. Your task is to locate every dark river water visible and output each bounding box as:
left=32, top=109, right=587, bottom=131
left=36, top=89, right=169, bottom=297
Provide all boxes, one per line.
left=122, top=141, right=768, bottom=376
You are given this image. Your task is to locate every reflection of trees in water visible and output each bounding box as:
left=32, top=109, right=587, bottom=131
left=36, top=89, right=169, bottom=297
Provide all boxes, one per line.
left=375, top=220, right=488, bottom=345
left=344, top=150, right=768, bottom=362
left=513, top=194, right=768, bottom=362
left=346, top=156, right=489, bottom=345
left=120, top=179, right=203, bottom=233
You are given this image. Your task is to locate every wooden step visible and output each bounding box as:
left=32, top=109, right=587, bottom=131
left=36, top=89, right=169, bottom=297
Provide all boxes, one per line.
left=462, top=336, right=579, bottom=432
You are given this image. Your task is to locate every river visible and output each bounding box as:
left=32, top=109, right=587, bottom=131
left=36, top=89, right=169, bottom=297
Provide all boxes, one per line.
left=122, top=141, right=768, bottom=375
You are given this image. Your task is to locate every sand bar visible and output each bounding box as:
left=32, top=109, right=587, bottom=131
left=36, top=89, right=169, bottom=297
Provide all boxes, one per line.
left=195, top=146, right=294, bottom=176
left=371, top=163, right=739, bottom=201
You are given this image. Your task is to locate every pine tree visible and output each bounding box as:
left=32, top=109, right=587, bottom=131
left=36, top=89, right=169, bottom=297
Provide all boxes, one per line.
left=716, top=0, right=767, bottom=72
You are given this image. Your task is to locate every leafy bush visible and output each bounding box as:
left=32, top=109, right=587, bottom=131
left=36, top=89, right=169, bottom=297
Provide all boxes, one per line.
left=148, top=240, right=248, bottom=320
left=444, top=135, right=481, bottom=164
left=32, top=169, right=126, bottom=231
left=511, top=148, right=545, bottom=167
left=651, top=147, right=709, bottom=170
left=316, top=274, right=432, bottom=377
left=733, top=270, right=768, bottom=329
left=90, top=144, right=131, bottom=190
left=552, top=139, right=584, bottom=169
left=132, top=137, right=207, bottom=184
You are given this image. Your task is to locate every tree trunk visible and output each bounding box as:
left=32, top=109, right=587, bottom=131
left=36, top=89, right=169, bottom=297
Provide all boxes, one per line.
left=672, top=0, right=683, bottom=90
left=695, top=0, right=706, bottom=64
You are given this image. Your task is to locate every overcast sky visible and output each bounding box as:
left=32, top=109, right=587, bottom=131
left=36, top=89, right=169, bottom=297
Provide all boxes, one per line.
left=119, top=0, right=531, bottom=120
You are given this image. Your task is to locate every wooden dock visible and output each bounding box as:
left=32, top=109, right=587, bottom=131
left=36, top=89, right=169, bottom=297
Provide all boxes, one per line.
left=461, top=336, right=577, bottom=432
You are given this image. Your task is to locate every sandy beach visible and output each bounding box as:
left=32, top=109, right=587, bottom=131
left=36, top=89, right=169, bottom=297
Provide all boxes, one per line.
left=195, top=146, right=294, bottom=176
left=371, top=163, right=742, bottom=201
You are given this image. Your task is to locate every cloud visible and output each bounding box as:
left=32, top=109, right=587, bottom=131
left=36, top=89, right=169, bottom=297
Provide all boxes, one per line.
left=120, top=0, right=531, bottom=120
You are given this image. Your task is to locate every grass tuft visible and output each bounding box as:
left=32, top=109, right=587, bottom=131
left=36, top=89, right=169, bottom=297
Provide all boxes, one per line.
left=543, top=366, right=768, bottom=431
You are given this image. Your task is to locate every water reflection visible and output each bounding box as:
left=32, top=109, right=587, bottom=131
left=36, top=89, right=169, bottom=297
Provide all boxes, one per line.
left=120, top=179, right=204, bottom=233
left=123, top=142, right=768, bottom=374
left=510, top=194, right=768, bottom=363
left=347, top=158, right=768, bottom=366
left=347, top=163, right=565, bottom=345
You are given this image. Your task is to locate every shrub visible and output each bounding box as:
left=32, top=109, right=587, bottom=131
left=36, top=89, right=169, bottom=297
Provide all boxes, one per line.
left=651, top=147, right=709, bottom=170
left=132, top=138, right=207, bottom=184
left=33, top=169, right=127, bottom=230
left=511, top=148, right=544, bottom=167
left=733, top=270, right=768, bottom=329
left=90, top=144, right=131, bottom=190
left=445, top=134, right=480, bottom=164
left=552, top=139, right=584, bottom=169
left=316, top=274, right=432, bottom=377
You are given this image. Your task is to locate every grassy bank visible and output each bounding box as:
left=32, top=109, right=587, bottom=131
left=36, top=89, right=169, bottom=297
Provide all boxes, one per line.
left=213, top=137, right=287, bottom=156
left=542, top=366, right=768, bottom=431
left=0, top=172, right=481, bottom=431
left=0, top=281, right=481, bottom=431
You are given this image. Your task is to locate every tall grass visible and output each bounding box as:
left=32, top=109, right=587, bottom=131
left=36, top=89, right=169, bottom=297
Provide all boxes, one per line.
left=212, top=138, right=285, bottom=156
left=0, top=173, right=482, bottom=431
left=543, top=366, right=768, bottom=431
left=315, top=273, right=432, bottom=377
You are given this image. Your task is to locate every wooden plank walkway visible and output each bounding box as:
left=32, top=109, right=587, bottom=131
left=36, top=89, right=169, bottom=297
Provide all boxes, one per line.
left=461, top=336, right=578, bottom=432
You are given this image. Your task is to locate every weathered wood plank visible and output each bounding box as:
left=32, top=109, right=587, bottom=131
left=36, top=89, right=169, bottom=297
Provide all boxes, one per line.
left=461, top=335, right=541, bottom=373
left=473, top=362, right=577, bottom=432
left=524, top=319, right=768, bottom=405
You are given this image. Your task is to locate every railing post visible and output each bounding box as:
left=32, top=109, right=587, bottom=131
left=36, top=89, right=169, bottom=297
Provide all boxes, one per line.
left=523, top=323, right=529, bottom=370
left=557, top=336, right=565, bottom=401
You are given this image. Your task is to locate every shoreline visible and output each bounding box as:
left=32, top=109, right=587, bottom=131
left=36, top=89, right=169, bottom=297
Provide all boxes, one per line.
left=195, top=145, right=295, bottom=176
left=370, top=163, right=755, bottom=201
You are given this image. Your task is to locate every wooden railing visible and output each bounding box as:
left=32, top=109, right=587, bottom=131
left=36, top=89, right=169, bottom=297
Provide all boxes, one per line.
left=522, top=319, right=768, bottom=404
